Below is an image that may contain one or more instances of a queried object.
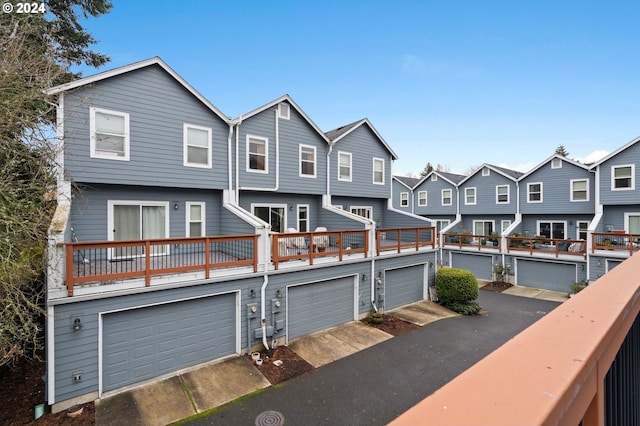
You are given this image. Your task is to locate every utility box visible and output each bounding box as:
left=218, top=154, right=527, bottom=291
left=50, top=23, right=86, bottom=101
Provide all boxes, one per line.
left=254, top=326, right=275, bottom=339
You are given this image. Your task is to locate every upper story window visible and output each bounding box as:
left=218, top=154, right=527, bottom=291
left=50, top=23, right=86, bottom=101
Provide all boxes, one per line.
left=278, top=103, right=290, bottom=120
left=528, top=182, right=543, bottom=203
left=90, top=107, right=130, bottom=160
left=465, top=187, right=476, bottom=205
left=551, top=158, right=562, bottom=169
left=400, top=192, right=409, bottom=207
left=612, top=165, right=635, bottom=190
left=338, top=151, right=352, bottom=182
left=571, top=179, right=589, bottom=201
left=496, top=185, right=509, bottom=204
left=418, top=191, right=427, bottom=206
left=373, top=158, right=385, bottom=185
left=442, top=189, right=452, bottom=206
left=482, top=167, right=490, bottom=176
left=247, top=135, right=268, bottom=173
left=431, top=174, right=437, bottom=181
left=183, top=124, right=212, bottom=168
left=299, top=144, right=316, bottom=177
left=186, top=202, right=205, bottom=237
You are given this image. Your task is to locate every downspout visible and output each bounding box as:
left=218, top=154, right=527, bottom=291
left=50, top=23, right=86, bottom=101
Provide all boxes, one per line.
left=371, top=258, right=378, bottom=313
left=227, top=120, right=235, bottom=194
left=235, top=115, right=242, bottom=202
left=587, top=167, right=603, bottom=282
left=260, top=273, right=270, bottom=351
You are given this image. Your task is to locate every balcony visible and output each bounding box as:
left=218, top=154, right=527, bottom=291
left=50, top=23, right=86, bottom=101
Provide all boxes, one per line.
left=442, top=232, right=501, bottom=252
left=391, top=252, right=640, bottom=425
left=376, top=227, right=436, bottom=255
left=507, top=236, right=587, bottom=259
left=592, top=231, right=640, bottom=256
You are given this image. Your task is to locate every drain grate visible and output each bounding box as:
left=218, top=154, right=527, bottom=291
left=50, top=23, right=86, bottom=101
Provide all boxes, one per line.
left=255, top=410, right=285, bottom=426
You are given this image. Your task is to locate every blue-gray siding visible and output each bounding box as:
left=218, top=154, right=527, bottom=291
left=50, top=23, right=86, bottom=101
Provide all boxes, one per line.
left=598, top=142, right=640, bottom=205
left=459, top=170, right=517, bottom=215
left=516, top=259, right=576, bottom=292
left=413, top=178, right=458, bottom=216
left=450, top=253, right=493, bottom=281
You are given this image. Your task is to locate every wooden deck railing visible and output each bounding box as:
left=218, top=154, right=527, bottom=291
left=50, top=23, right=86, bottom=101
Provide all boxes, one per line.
left=64, top=235, right=258, bottom=296
left=376, top=227, right=436, bottom=255
left=442, top=232, right=500, bottom=251
left=272, top=229, right=368, bottom=269
left=391, top=253, right=640, bottom=425
left=592, top=231, right=640, bottom=255
left=507, top=236, right=587, bottom=258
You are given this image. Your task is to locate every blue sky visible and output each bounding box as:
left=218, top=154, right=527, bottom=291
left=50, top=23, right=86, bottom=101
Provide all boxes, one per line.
left=75, top=0, right=640, bottom=176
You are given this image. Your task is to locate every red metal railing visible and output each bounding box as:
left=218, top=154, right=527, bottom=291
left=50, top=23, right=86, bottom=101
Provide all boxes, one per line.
left=507, top=236, right=587, bottom=258
left=376, top=227, right=436, bottom=255
left=64, top=235, right=258, bottom=296
left=592, top=231, right=640, bottom=256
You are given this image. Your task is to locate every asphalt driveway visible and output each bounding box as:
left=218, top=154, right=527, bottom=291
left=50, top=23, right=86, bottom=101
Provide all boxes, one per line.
left=176, top=290, right=561, bottom=426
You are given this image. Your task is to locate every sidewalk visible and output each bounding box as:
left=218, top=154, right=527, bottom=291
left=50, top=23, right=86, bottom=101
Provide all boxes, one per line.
left=95, top=287, right=566, bottom=426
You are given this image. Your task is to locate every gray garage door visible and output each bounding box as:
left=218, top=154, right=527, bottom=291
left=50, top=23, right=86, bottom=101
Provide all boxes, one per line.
left=103, top=292, right=237, bottom=392
left=517, top=260, right=576, bottom=292
left=385, top=265, right=426, bottom=310
left=451, top=253, right=493, bottom=281
left=288, top=277, right=355, bottom=340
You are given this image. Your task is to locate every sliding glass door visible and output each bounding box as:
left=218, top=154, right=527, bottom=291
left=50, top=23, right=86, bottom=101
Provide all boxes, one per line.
left=110, top=202, right=169, bottom=258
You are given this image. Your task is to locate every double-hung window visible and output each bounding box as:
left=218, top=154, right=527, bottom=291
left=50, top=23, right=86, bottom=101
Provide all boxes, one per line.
left=571, top=179, right=589, bottom=201
left=400, top=192, right=409, bottom=207
left=612, top=165, right=634, bottom=190
left=442, top=189, right=452, bottom=206
left=465, top=187, right=476, bottom=205
left=186, top=202, right=205, bottom=237
left=184, top=124, right=212, bottom=168
left=528, top=182, right=543, bottom=203
left=90, top=107, right=130, bottom=160
left=577, top=221, right=589, bottom=240
left=418, top=191, right=427, bottom=206
left=247, top=135, right=268, bottom=173
left=338, top=152, right=352, bottom=181
left=373, top=158, right=384, bottom=185
left=299, top=145, right=316, bottom=177
left=496, top=185, right=509, bottom=204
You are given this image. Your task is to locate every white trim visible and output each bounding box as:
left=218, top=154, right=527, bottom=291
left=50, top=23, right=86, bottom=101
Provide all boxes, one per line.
left=441, top=188, right=453, bottom=206
left=551, top=158, right=563, bottom=169
left=373, top=157, right=385, bottom=185
left=299, top=144, right=317, bottom=178
left=611, top=164, right=635, bottom=191
left=107, top=200, right=170, bottom=259
left=473, top=219, right=495, bottom=236
left=186, top=202, right=206, bottom=237
left=570, top=178, right=589, bottom=202
left=482, top=167, right=490, bottom=176
left=536, top=220, right=567, bottom=239
left=417, top=190, right=427, bottom=206
left=464, top=187, right=477, bottom=205
left=624, top=212, right=640, bottom=233
left=501, top=220, right=512, bottom=232
left=576, top=220, right=589, bottom=240
left=527, top=182, right=543, bottom=203
left=251, top=203, right=287, bottom=232
left=278, top=102, right=290, bottom=120
left=297, top=204, right=310, bottom=232
left=496, top=184, right=509, bottom=204
left=246, top=134, right=269, bottom=174
left=338, top=151, right=352, bottom=182
left=400, top=192, right=409, bottom=207
left=350, top=205, right=373, bottom=219
left=431, top=174, right=438, bottom=182
left=89, top=107, right=130, bottom=161
left=183, top=123, right=212, bottom=168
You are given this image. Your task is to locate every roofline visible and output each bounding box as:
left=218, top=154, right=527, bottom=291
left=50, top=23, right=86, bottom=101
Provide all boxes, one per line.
left=329, top=118, right=398, bottom=160
left=45, top=57, right=231, bottom=123
left=589, top=135, right=640, bottom=169
left=392, top=175, right=415, bottom=190
left=236, top=94, right=330, bottom=143
left=414, top=170, right=462, bottom=188
left=458, top=163, right=521, bottom=186
left=518, top=153, right=592, bottom=181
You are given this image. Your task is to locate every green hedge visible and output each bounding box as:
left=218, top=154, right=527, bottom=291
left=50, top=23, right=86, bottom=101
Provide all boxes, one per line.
left=435, top=268, right=480, bottom=315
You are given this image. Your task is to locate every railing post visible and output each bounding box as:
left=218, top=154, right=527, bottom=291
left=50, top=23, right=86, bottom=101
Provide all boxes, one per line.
left=145, top=241, right=151, bottom=286
left=272, top=234, right=279, bottom=270
left=253, top=235, right=258, bottom=272
left=65, top=244, right=74, bottom=297
left=205, top=237, right=210, bottom=279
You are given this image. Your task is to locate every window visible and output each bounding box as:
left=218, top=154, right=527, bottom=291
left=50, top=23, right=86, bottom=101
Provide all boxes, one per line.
left=442, top=189, right=452, bottom=206
left=351, top=206, right=372, bottom=219
left=551, top=158, right=562, bottom=169
left=528, top=182, right=543, bottom=203
left=247, top=135, right=268, bottom=173
left=186, top=202, right=205, bottom=237
left=252, top=204, right=286, bottom=233
left=400, top=192, right=409, bottom=207
left=473, top=220, right=494, bottom=236
left=625, top=213, right=640, bottom=235
left=501, top=220, right=512, bottom=232
left=184, top=124, right=212, bottom=168
left=299, top=145, right=316, bottom=177
left=465, top=187, right=476, bottom=205
left=278, top=103, right=290, bottom=120
left=90, top=107, right=129, bottom=160
left=612, top=165, right=635, bottom=190
left=436, top=219, right=450, bottom=233
left=108, top=201, right=169, bottom=258
left=373, top=158, right=385, bottom=184
left=571, top=179, right=589, bottom=201
left=538, top=221, right=566, bottom=239
left=338, top=152, right=352, bottom=181
left=297, top=205, right=309, bottom=232
left=577, top=221, right=589, bottom=240
left=496, top=185, right=509, bottom=204
left=431, top=174, right=438, bottom=182
left=482, top=167, right=490, bottom=176
left=418, top=191, right=427, bottom=206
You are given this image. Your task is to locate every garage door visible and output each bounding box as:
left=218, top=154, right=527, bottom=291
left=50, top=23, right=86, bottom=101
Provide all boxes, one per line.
left=385, top=265, right=426, bottom=310
left=517, top=260, right=576, bottom=292
left=451, top=253, right=493, bottom=281
left=103, top=292, right=237, bottom=392
left=288, top=277, right=355, bottom=340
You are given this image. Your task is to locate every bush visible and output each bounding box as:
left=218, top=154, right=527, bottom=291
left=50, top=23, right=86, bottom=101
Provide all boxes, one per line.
left=436, top=268, right=480, bottom=315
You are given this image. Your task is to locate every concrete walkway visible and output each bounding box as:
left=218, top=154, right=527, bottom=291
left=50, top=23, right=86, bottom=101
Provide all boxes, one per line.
left=95, top=287, right=565, bottom=426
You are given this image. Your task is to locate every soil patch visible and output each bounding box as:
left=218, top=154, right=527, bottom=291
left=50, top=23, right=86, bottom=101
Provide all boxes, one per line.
left=481, top=281, right=513, bottom=293
left=0, top=355, right=95, bottom=426
left=247, top=345, right=314, bottom=385
left=361, top=314, right=421, bottom=336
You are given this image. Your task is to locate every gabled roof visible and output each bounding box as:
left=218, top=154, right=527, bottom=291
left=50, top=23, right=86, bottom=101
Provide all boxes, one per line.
left=414, top=170, right=466, bottom=188
left=518, top=153, right=591, bottom=181
left=235, top=94, right=330, bottom=144
left=459, top=163, right=524, bottom=185
left=589, top=135, right=640, bottom=169
left=45, top=57, right=230, bottom=122
left=394, top=175, right=421, bottom=189
left=325, top=118, right=399, bottom=160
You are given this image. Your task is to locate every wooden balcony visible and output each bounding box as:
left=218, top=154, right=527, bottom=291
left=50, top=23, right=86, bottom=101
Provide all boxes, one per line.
left=376, top=227, right=436, bottom=255
left=442, top=232, right=501, bottom=251
left=507, top=236, right=587, bottom=258
left=592, top=231, right=640, bottom=256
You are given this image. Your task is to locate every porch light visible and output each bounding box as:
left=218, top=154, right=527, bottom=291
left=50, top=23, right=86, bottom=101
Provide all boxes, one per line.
left=362, top=273, right=367, bottom=281
left=174, top=203, right=179, bottom=210
left=276, top=289, right=282, bottom=299
left=73, top=318, right=82, bottom=332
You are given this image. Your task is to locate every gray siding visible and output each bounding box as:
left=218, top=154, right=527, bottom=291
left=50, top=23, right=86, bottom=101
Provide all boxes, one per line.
left=63, top=65, right=229, bottom=189
left=450, top=253, right=493, bottom=280
left=455, top=215, right=515, bottom=235
left=459, top=170, right=517, bottom=215
left=520, top=160, right=595, bottom=214
left=392, top=179, right=413, bottom=212
left=598, top=142, right=640, bottom=205
left=381, top=209, right=433, bottom=229
left=519, top=214, right=594, bottom=239
left=331, top=197, right=387, bottom=225
left=239, top=191, right=324, bottom=231
left=413, top=178, right=458, bottom=216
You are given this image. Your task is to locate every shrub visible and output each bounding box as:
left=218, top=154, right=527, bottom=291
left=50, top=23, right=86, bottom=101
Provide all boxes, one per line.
left=436, top=268, right=480, bottom=315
